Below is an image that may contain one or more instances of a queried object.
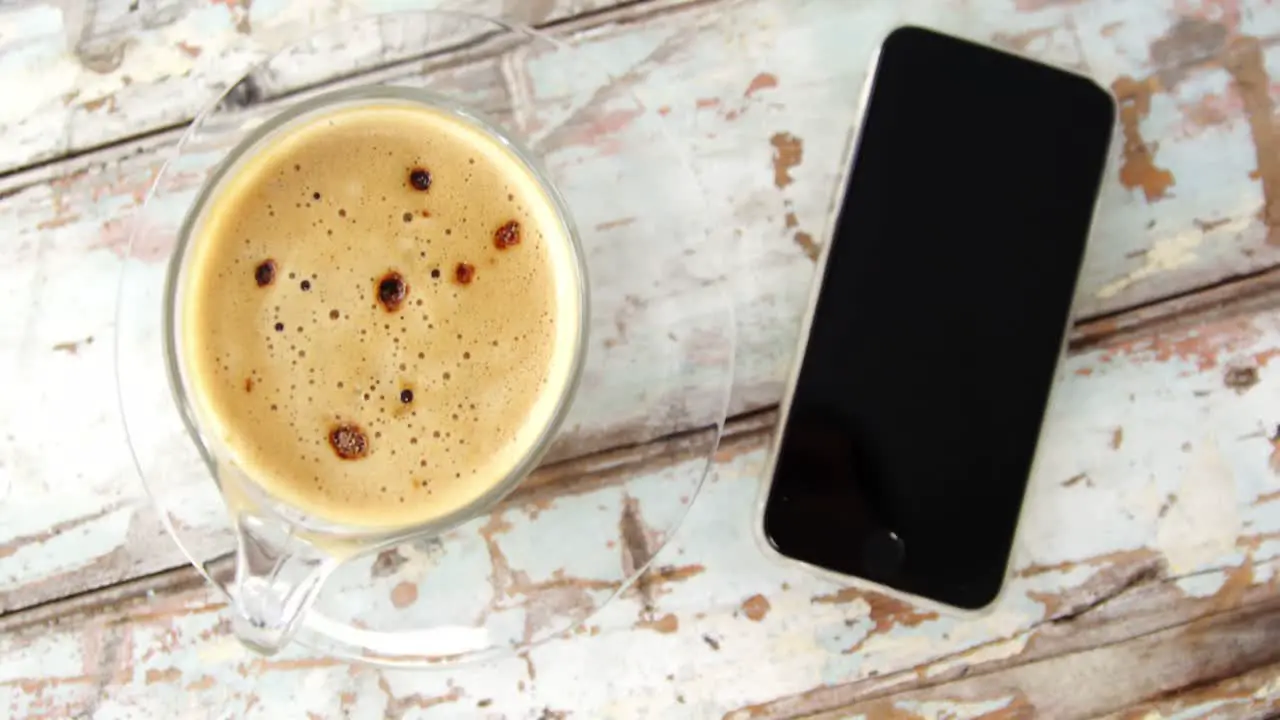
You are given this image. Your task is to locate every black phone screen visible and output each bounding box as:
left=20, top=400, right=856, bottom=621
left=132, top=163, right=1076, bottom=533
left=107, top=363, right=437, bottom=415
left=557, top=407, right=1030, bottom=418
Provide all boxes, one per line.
left=762, top=26, right=1115, bottom=610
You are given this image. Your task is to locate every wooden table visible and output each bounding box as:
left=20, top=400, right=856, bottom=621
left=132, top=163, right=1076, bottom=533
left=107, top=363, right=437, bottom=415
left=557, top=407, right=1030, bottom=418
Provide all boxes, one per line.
left=3, top=0, right=1280, bottom=717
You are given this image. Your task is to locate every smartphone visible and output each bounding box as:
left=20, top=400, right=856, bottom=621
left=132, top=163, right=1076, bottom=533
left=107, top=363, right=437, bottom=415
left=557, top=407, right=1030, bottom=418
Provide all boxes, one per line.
left=758, top=26, right=1116, bottom=612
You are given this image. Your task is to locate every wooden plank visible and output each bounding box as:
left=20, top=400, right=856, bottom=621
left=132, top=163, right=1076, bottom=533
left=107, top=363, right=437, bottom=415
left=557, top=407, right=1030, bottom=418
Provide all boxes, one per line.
left=0, top=0, right=675, bottom=175
left=1099, top=661, right=1280, bottom=720
left=1, top=434, right=1276, bottom=718
left=11, top=0, right=1280, bottom=316
left=718, top=560, right=1280, bottom=718
left=6, top=0, right=1280, bottom=620
left=4, top=0, right=1280, bottom=714
left=803, top=599, right=1280, bottom=720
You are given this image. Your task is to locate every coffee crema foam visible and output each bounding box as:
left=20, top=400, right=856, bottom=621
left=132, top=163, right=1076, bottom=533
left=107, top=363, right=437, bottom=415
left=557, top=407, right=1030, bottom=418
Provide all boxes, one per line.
left=180, top=101, right=581, bottom=529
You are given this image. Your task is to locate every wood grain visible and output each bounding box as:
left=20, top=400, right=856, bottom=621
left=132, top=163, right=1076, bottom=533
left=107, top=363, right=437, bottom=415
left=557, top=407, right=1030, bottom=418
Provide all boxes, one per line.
left=1099, top=660, right=1280, bottom=720
left=2, top=441, right=1277, bottom=718
left=803, top=598, right=1280, bottom=719
left=5, top=0, right=1280, bottom=627
left=4, top=0, right=1280, bottom=714
left=727, top=562, right=1280, bottom=718
left=0, top=0, right=684, bottom=175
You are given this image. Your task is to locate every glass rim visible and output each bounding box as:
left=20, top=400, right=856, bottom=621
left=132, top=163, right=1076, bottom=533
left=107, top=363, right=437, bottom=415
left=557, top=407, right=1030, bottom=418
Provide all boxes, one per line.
left=161, top=83, right=590, bottom=543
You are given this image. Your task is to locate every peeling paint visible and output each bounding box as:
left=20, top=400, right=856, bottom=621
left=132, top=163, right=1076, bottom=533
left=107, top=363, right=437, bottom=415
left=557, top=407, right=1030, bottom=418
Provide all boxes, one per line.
left=811, top=588, right=938, bottom=654
left=551, top=107, right=643, bottom=155
left=1112, top=76, right=1176, bottom=202
left=1095, top=228, right=1212, bottom=299
left=1149, top=17, right=1229, bottom=91
left=1156, top=437, right=1241, bottom=573
left=893, top=696, right=1018, bottom=719
left=0, top=7, right=239, bottom=131
left=636, top=613, right=679, bottom=633
left=991, top=27, right=1055, bottom=54
left=744, top=72, right=778, bottom=97
left=390, top=581, right=418, bottom=609
left=1099, top=311, right=1263, bottom=372
left=1222, top=35, right=1280, bottom=245
left=144, top=667, right=181, bottom=685
left=4, top=1, right=1280, bottom=717
left=793, top=231, right=819, bottom=261
left=769, top=132, right=803, bottom=189
left=921, top=632, right=1032, bottom=681
left=741, top=594, right=770, bottom=621
left=1223, top=364, right=1259, bottom=392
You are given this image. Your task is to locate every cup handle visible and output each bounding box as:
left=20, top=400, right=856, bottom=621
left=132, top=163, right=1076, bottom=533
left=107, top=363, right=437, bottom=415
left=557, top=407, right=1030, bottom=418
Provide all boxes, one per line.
left=229, top=512, right=338, bottom=655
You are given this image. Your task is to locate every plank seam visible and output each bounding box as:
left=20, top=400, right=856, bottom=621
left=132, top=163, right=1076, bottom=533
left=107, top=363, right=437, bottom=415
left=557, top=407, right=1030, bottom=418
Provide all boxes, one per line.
left=0, top=0, right=721, bottom=188
left=727, top=557, right=1280, bottom=720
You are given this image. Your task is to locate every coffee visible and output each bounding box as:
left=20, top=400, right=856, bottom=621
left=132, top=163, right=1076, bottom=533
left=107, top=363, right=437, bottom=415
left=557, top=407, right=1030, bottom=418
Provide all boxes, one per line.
left=178, top=99, right=582, bottom=529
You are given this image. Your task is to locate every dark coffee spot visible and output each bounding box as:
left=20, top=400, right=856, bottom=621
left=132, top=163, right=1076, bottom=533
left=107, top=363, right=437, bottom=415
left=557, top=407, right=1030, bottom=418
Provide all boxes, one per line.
left=329, top=309, right=340, bottom=320
left=430, top=268, right=441, bottom=279
left=455, top=263, right=475, bottom=285
left=329, top=423, right=369, bottom=460
left=400, top=389, right=414, bottom=404
left=378, top=272, right=408, bottom=312
left=313, top=192, right=321, bottom=200
left=409, top=168, right=432, bottom=191
left=255, top=260, right=277, bottom=287
left=274, top=322, right=284, bottom=332
left=300, top=280, right=311, bottom=291
left=403, top=212, right=413, bottom=223
left=494, top=220, right=520, bottom=249
left=244, top=378, right=254, bottom=393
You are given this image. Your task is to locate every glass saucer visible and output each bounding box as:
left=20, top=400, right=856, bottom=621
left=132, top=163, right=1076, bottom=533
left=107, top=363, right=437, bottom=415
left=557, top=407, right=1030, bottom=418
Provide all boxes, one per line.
left=116, top=9, right=733, bottom=666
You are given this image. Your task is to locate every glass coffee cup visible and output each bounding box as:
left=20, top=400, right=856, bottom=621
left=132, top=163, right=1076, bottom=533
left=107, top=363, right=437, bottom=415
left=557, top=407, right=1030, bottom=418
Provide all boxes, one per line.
left=164, top=84, right=588, bottom=654
left=119, top=8, right=736, bottom=664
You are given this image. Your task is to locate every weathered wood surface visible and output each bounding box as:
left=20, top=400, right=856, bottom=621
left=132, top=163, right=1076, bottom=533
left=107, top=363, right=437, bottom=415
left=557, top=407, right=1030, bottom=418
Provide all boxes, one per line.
left=7, top=0, right=1280, bottom=318
left=5, top=287, right=1280, bottom=713
left=9, top=0, right=1280, bottom=614
left=2, top=428, right=1278, bottom=717
left=804, top=599, right=1280, bottom=719
left=3, top=0, right=1280, bottom=715
left=0, top=0, right=672, bottom=175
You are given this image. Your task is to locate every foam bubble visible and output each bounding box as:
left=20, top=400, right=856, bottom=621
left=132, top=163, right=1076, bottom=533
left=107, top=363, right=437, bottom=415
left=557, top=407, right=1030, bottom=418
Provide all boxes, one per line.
left=181, top=100, right=580, bottom=530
